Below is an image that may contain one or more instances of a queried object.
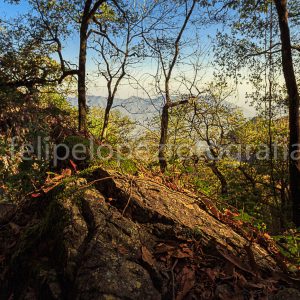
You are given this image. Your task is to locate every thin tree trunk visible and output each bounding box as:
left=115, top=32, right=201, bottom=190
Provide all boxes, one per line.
left=159, top=104, right=169, bottom=172
left=274, top=0, right=300, bottom=227
left=157, top=0, right=196, bottom=173
left=238, top=165, right=256, bottom=188
left=209, top=162, right=228, bottom=195
left=78, top=28, right=88, bottom=132
left=101, top=97, right=113, bottom=141
left=99, top=65, right=126, bottom=141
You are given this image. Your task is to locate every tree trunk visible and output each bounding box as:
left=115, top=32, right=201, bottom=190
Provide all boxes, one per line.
left=209, top=162, right=228, bottom=195
left=157, top=0, right=196, bottom=173
left=78, top=14, right=89, bottom=132
left=274, top=0, right=300, bottom=227
left=101, top=97, right=113, bottom=141
left=159, top=105, right=169, bottom=173
left=78, top=0, right=106, bottom=132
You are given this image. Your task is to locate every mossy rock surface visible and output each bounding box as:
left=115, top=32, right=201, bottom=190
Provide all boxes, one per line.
left=0, top=167, right=299, bottom=299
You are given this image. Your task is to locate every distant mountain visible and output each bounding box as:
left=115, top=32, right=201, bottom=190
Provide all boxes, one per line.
left=68, top=95, right=161, bottom=122
left=68, top=95, right=255, bottom=121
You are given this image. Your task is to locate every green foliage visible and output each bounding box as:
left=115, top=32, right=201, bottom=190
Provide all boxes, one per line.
left=0, top=21, right=61, bottom=89
left=93, top=149, right=138, bottom=176
left=273, top=232, right=300, bottom=265
left=64, top=135, right=90, bottom=148
left=233, top=210, right=267, bottom=232
left=40, top=91, right=74, bottom=113
left=0, top=90, right=77, bottom=201
left=95, top=3, right=116, bottom=22
left=118, top=158, right=138, bottom=175
left=88, top=107, right=135, bottom=145
left=192, top=174, right=216, bottom=196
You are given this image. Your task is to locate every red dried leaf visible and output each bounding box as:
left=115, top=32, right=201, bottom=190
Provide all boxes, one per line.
left=31, top=193, right=42, bottom=198
left=200, top=198, right=221, bottom=219
left=69, top=159, right=77, bottom=172
left=224, top=209, right=239, bottom=218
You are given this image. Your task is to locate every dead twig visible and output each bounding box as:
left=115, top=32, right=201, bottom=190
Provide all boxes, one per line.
left=78, top=176, right=114, bottom=190
left=122, top=178, right=134, bottom=216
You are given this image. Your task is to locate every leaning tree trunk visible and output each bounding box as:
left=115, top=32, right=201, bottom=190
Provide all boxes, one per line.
left=101, top=97, right=113, bottom=141
left=208, top=161, right=228, bottom=195
left=274, top=0, right=300, bottom=227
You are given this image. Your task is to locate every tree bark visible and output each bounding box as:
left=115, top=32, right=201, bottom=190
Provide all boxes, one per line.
left=274, top=0, right=300, bottom=227
left=159, top=105, right=169, bottom=172
left=78, top=0, right=106, bottom=132
left=99, top=57, right=127, bottom=141
left=158, top=99, right=190, bottom=173
left=157, top=0, right=196, bottom=173
left=101, top=97, right=113, bottom=141
left=209, top=161, right=228, bottom=195
left=78, top=21, right=88, bottom=132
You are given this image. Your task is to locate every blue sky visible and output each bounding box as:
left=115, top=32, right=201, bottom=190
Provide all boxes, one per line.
left=1, top=1, right=30, bottom=17
left=0, top=0, right=256, bottom=116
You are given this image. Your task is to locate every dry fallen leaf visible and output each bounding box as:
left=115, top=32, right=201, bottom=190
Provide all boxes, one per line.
left=31, top=193, right=42, bottom=198
left=155, top=243, right=176, bottom=254
left=69, top=159, right=77, bottom=172
left=172, top=247, right=193, bottom=259
left=205, top=267, right=220, bottom=281
left=42, top=182, right=60, bottom=194
left=117, top=245, right=129, bottom=255
left=216, top=246, right=256, bottom=276
left=141, top=246, right=156, bottom=267
left=61, top=168, right=72, bottom=177
left=176, top=265, right=195, bottom=300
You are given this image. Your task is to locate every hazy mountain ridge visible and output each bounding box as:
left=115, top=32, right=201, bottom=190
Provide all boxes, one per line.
left=68, top=95, right=255, bottom=119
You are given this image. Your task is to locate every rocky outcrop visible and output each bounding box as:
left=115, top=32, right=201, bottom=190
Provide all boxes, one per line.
left=0, top=168, right=299, bottom=299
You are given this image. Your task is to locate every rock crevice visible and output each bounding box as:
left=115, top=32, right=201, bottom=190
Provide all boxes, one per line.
left=0, top=167, right=299, bottom=299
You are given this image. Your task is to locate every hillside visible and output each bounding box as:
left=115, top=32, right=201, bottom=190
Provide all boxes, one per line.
left=0, top=167, right=299, bottom=299
left=1, top=0, right=300, bottom=298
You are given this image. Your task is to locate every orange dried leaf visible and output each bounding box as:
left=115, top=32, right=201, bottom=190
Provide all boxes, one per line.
left=42, top=182, right=60, bottom=194
left=62, top=168, right=72, bottom=176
